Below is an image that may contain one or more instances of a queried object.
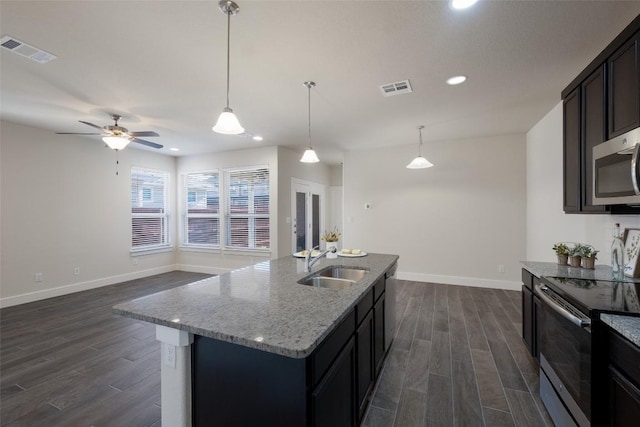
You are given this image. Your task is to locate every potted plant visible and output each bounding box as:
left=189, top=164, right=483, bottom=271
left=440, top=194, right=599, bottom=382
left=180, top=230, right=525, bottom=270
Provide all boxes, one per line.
left=568, top=244, right=584, bottom=267
left=553, top=243, right=570, bottom=265
left=321, top=227, right=341, bottom=259
left=581, top=246, right=599, bottom=269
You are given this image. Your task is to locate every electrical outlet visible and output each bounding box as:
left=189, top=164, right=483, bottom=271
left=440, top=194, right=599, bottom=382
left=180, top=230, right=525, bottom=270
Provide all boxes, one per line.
left=498, top=264, right=505, bottom=274
left=74, top=267, right=80, bottom=275
left=163, top=343, right=176, bottom=368
left=132, top=258, right=139, bottom=266
left=34, top=273, right=43, bottom=282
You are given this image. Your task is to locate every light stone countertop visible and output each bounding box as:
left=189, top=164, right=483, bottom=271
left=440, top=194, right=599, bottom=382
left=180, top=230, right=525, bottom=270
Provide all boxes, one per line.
left=601, top=313, right=640, bottom=347
left=521, top=261, right=640, bottom=283
left=113, top=253, right=398, bottom=359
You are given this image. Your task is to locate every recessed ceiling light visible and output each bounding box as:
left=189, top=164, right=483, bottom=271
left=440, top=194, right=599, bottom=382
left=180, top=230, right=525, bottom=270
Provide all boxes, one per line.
left=170, top=147, right=180, bottom=152
left=252, top=135, right=263, bottom=141
left=446, top=75, right=467, bottom=85
left=450, top=0, right=478, bottom=10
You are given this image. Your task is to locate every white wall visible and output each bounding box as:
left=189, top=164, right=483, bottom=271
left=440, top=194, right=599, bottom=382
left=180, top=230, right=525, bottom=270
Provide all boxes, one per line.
left=175, top=146, right=278, bottom=274
left=526, top=102, right=640, bottom=265
left=344, top=134, right=527, bottom=290
left=1, top=120, right=177, bottom=307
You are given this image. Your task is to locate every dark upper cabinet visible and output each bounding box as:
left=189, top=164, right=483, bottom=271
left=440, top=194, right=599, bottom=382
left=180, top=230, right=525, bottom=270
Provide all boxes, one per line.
left=581, top=65, right=608, bottom=213
left=563, top=88, right=581, bottom=213
left=608, top=31, right=640, bottom=139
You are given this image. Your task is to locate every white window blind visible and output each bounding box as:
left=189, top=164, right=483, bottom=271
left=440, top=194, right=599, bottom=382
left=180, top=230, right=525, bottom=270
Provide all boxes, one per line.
left=131, top=167, right=169, bottom=250
left=224, top=167, right=270, bottom=249
left=184, top=172, right=220, bottom=246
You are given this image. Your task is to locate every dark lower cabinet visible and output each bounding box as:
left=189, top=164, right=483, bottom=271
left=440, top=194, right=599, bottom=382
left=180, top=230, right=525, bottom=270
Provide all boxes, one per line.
left=606, top=327, right=640, bottom=426
left=312, top=337, right=357, bottom=427
left=608, top=366, right=640, bottom=427
left=356, top=310, right=374, bottom=420
left=193, top=279, right=390, bottom=427
left=373, top=293, right=385, bottom=376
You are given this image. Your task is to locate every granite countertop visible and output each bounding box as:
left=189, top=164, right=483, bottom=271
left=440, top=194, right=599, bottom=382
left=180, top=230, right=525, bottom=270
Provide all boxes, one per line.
left=601, top=313, right=640, bottom=347
left=521, top=261, right=640, bottom=283
left=113, top=253, right=398, bottom=359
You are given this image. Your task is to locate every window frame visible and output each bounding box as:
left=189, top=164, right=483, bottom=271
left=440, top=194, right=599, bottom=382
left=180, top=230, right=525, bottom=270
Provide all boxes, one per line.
left=223, top=165, right=271, bottom=252
left=181, top=170, right=221, bottom=250
left=130, top=166, right=171, bottom=253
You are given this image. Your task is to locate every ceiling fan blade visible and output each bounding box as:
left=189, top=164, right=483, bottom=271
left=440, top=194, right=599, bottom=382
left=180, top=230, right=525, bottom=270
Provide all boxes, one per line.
left=79, top=120, right=105, bottom=130
left=132, top=138, right=163, bottom=149
left=56, top=132, right=102, bottom=135
left=128, top=131, right=159, bottom=137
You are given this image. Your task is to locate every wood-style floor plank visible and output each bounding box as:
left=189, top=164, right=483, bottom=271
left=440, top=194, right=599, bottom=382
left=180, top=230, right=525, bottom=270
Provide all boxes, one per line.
left=2, top=274, right=551, bottom=427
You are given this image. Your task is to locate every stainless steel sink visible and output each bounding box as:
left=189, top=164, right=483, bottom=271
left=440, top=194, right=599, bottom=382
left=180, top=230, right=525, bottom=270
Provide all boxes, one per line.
left=318, top=267, right=367, bottom=282
left=298, top=267, right=368, bottom=289
left=298, top=276, right=356, bottom=290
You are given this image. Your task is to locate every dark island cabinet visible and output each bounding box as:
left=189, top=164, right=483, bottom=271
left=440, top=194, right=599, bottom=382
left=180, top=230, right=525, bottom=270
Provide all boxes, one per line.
left=606, top=327, right=640, bottom=426
left=193, top=275, right=390, bottom=427
left=608, top=31, right=640, bottom=139
left=312, top=337, right=357, bottom=427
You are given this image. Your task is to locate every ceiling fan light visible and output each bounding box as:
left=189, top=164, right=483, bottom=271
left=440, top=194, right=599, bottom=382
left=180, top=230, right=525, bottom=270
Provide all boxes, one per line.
left=212, top=108, right=245, bottom=135
left=300, top=148, right=320, bottom=163
left=103, top=136, right=130, bottom=151
left=406, top=156, right=434, bottom=169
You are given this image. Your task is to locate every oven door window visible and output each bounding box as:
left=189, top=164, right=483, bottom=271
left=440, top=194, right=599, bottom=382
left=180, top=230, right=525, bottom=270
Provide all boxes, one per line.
left=539, top=301, right=591, bottom=421
left=594, top=152, right=635, bottom=198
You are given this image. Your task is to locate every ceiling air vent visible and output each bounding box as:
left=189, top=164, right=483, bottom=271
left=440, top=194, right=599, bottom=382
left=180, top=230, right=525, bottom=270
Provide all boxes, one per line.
left=0, top=35, right=56, bottom=63
left=379, top=79, right=413, bottom=97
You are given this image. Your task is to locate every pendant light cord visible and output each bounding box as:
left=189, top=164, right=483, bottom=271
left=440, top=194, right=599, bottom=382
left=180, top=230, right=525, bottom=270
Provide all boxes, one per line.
left=308, top=84, right=312, bottom=148
left=225, top=9, right=231, bottom=109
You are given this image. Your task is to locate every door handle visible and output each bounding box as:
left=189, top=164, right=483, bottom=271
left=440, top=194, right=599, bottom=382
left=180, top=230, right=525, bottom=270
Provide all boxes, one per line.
left=632, top=143, right=640, bottom=195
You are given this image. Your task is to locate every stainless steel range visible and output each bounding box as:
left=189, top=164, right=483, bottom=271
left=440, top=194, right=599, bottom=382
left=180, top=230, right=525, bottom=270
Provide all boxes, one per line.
left=536, top=277, right=640, bottom=427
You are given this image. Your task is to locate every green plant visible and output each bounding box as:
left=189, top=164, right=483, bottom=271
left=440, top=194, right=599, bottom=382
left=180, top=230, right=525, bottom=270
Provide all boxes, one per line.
left=568, top=244, right=585, bottom=257
left=553, top=243, right=570, bottom=256
left=581, top=246, right=599, bottom=259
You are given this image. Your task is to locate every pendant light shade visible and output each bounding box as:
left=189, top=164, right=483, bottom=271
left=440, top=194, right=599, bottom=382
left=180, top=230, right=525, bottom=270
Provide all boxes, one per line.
left=213, top=1, right=244, bottom=135
left=103, top=136, right=130, bottom=151
left=406, top=125, right=434, bottom=169
left=300, top=81, right=320, bottom=163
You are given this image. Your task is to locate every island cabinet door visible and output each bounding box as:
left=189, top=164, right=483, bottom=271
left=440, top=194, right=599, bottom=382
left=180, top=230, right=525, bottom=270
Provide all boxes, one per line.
left=356, top=309, right=374, bottom=420
left=373, top=293, right=385, bottom=376
left=311, top=336, right=357, bottom=427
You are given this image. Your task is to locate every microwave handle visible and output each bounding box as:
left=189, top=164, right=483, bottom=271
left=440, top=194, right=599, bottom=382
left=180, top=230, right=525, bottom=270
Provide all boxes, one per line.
left=632, top=142, right=640, bottom=195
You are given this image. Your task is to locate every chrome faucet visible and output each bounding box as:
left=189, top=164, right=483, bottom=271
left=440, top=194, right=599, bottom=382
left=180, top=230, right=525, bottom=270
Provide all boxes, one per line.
left=304, top=245, right=337, bottom=272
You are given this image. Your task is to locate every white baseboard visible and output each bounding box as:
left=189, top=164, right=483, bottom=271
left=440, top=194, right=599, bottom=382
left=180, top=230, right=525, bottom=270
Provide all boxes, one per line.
left=0, top=265, right=178, bottom=308
left=397, top=271, right=521, bottom=291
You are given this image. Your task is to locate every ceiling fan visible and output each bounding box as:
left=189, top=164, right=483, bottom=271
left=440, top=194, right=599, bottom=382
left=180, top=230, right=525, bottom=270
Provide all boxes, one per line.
left=56, top=114, right=163, bottom=150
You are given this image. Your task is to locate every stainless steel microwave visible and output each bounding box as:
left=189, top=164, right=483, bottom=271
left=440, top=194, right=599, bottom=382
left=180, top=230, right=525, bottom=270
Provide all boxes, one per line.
left=593, top=127, right=640, bottom=205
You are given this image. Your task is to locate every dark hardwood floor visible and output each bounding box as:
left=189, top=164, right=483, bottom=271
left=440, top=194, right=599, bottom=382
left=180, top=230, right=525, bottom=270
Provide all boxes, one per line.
left=0, top=271, right=211, bottom=427
left=1, top=273, right=551, bottom=426
left=363, top=280, right=552, bottom=427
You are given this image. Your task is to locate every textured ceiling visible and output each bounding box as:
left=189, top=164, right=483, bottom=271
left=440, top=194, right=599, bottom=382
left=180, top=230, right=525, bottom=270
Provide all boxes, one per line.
left=2, top=1, right=640, bottom=164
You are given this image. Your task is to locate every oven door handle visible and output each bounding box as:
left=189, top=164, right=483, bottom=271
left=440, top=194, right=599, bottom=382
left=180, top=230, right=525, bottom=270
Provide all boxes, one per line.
left=535, top=284, right=591, bottom=328
left=631, top=142, right=640, bottom=195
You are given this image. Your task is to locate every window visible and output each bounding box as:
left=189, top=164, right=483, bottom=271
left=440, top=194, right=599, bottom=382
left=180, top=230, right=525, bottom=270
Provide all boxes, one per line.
left=224, top=166, right=270, bottom=250
left=131, top=167, right=169, bottom=250
left=183, top=172, right=220, bottom=246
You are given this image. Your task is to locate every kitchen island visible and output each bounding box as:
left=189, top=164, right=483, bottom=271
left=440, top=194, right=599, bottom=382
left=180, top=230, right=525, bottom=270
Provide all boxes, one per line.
left=114, top=253, right=398, bottom=427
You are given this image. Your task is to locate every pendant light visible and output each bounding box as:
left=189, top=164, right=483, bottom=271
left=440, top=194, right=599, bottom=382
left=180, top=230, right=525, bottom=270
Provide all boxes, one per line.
left=300, top=81, right=320, bottom=163
left=406, top=125, right=434, bottom=169
left=212, top=0, right=245, bottom=135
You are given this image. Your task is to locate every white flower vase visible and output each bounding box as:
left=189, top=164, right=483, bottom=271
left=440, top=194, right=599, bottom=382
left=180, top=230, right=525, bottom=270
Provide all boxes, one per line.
left=326, top=242, right=338, bottom=258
